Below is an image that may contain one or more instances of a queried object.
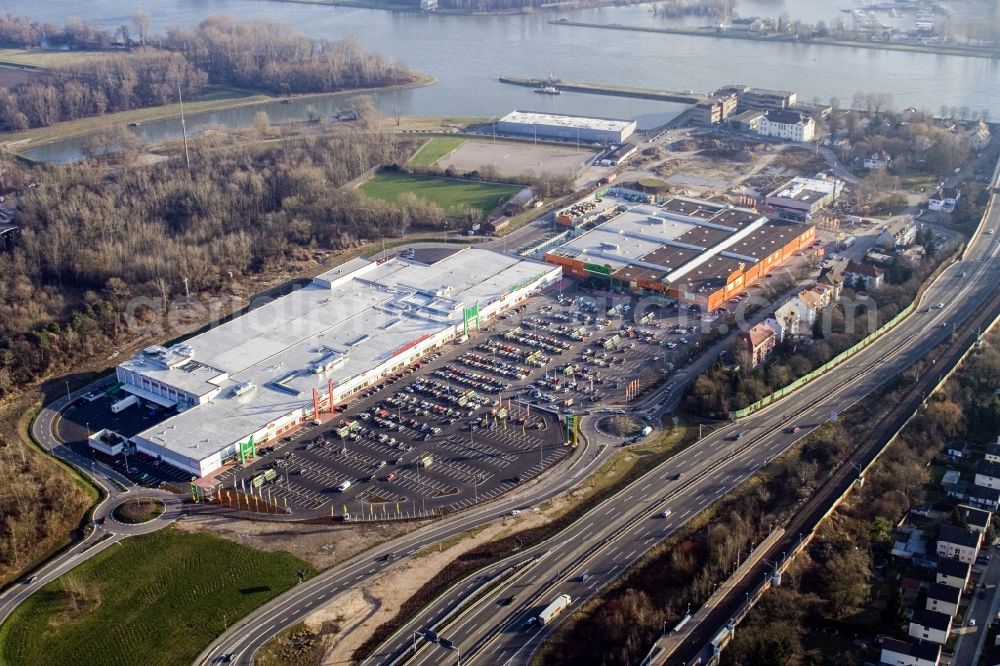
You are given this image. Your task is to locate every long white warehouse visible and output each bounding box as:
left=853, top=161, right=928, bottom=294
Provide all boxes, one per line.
left=117, top=249, right=562, bottom=478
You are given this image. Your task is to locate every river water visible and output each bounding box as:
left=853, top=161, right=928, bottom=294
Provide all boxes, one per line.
left=6, top=0, right=999, bottom=163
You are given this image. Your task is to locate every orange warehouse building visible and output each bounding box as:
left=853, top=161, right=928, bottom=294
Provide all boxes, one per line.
left=544, top=195, right=815, bottom=311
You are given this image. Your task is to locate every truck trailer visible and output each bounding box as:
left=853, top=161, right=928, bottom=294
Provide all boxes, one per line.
left=111, top=394, right=139, bottom=414
left=538, top=594, right=572, bottom=625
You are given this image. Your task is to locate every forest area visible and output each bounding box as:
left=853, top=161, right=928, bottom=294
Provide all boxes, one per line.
left=0, top=123, right=464, bottom=581
left=0, top=15, right=417, bottom=130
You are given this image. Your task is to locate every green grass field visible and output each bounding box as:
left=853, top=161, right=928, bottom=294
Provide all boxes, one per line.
left=408, top=136, right=467, bottom=167
left=360, top=172, right=521, bottom=216
left=0, top=48, right=108, bottom=68
left=0, top=528, right=316, bottom=666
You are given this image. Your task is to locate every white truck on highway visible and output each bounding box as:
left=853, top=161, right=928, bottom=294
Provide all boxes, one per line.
left=538, top=594, right=572, bottom=625
left=111, top=394, right=139, bottom=414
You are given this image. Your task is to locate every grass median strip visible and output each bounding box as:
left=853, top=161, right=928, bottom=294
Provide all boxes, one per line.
left=0, top=527, right=316, bottom=666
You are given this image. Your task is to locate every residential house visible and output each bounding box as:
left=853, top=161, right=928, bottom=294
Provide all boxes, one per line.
left=757, top=109, right=816, bottom=143
left=876, top=218, right=918, bottom=249
left=928, top=187, right=961, bottom=213
left=865, top=151, right=893, bottom=171
left=845, top=260, right=885, bottom=290
left=975, top=460, right=1000, bottom=490
left=941, top=469, right=966, bottom=500
left=968, top=485, right=1000, bottom=512
left=935, top=557, right=971, bottom=590
left=925, top=581, right=961, bottom=616
left=986, top=442, right=1000, bottom=464
left=739, top=322, right=777, bottom=369
left=936, top=524, right=982, bottom=565
left=773, top=300, right=802, bottom=339
left=967, top=120, right=992, bottom=151
left=817, top=264, right=845, bottom=300
left=958, top=505, right=991, bottom=535
left=908, top=609, right=953, bottom=645
left=763, top=317, right=786, bottom=343
left=879, top=637, right=941, bottom=666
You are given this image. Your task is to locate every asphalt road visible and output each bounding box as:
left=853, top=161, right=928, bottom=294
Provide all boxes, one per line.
left=0, top=383, right=182, bottom=625
left=363, top=167, right=1000, bottom=666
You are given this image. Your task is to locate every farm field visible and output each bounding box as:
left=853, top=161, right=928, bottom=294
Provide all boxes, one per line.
left=0, top=48, right=108, bottom=68
left=360, top=172, right=522, bottom=216
left=0, top=528, right=315, bottom=666
left=408, top=136, right=467, bottom=167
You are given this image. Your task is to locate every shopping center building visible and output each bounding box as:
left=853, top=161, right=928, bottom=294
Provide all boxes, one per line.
left=116, top=249, right=561, bottom=477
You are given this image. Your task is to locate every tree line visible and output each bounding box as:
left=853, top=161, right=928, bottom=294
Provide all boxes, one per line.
left=0, top=15, right=415, bottom=131
left=0, top=50, right=206, bottom=130
left=0, top=128, right=444, bottom=399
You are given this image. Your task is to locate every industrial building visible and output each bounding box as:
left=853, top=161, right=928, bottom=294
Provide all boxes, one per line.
left=765, top=176, right=843, bottom=221
left=116, top=249, right=562, bottom=478
left=690, top=94, right=738, bottom=126
left=497, top=110, right=636, bottom=144
left=543, top=193, right=815, bottom=311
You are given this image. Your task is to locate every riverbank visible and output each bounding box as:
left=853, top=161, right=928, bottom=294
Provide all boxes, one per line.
left=499, top=75, right=703, bottom=104
left=551, top=20, right=1000, bottom=60
left=0, top=73, right=436, bottom=157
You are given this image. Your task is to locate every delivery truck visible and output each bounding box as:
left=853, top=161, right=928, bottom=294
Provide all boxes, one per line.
left=538, top=594, right=572, bottom=626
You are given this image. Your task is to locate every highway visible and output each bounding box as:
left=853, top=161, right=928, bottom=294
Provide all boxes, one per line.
left=363, top=172, right=1000, bottom=665
left=193, top=428, right=621, bottom=665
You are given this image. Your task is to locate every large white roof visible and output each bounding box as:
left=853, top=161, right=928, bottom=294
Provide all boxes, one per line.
left=125, top=249, right=557, bottom=464
left=499, top=110, right=635, bottom=133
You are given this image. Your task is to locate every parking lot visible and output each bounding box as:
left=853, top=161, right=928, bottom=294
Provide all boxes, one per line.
left=59, top=265, right=750, bottom=519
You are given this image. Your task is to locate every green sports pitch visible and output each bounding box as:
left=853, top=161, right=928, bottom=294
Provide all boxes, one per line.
left=408, top=136, right=467, bottom=167
left=360, top=172, right=522, bottom=216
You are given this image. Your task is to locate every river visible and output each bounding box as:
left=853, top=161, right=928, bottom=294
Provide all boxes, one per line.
left=6, top=0, right=999, bottom=163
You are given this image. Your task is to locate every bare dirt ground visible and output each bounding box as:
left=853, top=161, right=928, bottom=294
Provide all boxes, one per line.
left=174, top=514, right=429, bottom=570
left=438, top=139, right=593, bottom=179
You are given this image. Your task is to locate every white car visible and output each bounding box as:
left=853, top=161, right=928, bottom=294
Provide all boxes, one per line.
left=336, top=480, right=352, bottom=492
left=661, top=509, right=672, bottom=518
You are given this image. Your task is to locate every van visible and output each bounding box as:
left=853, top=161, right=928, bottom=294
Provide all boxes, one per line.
left=336, top=480, right=352, bottom=492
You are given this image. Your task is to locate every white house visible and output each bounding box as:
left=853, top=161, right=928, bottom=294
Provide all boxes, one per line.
left=936, top=524, right=981, bottom=565
left=925, top=581, right=961, bottom=616
left=773, top=300, right=802, bottom=340
left=908, top=609, right=952, bottom=645
left=876, top=218, right=918, bottom=249
left=879, top=637, right=940, bottom=666
left=975, top=460, right=1000, bottom=490
left=757, top=109, right=816, bottom=143
left=928, top=187, right=961, bottom=213
left=987, top=442, right=1000, bottom=464
left=865, top=151, right=893, bottom=171
left=935, top=557, right=971, bottom=590
left=845, top=260, right=885, bottom=290
left=967, top=120, right=992, bottom=151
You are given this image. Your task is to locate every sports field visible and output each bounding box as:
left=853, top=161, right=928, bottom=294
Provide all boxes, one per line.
left=360, top=172, right=522, bottom=216
left=0, top=528, right=316, bottom=666
left=408, top=136, right=467, bottom=167
left=439, top=139, right=594, bottom=178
